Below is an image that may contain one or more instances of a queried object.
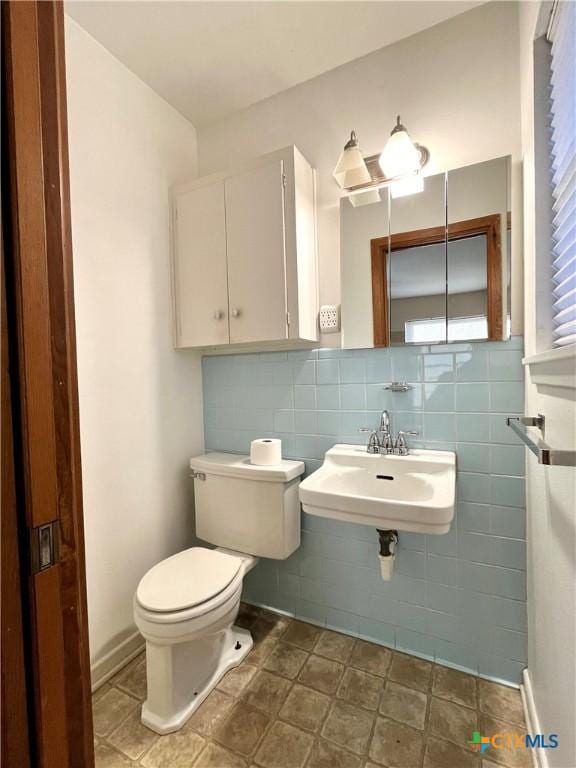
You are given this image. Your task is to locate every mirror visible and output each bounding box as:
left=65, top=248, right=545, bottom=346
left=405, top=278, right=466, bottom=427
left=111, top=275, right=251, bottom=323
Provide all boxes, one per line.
left=386, top=172, right=446, bottom=345
left=447, top=158, right=511, bottom=342
left=340, top=156, right=511, bottom=348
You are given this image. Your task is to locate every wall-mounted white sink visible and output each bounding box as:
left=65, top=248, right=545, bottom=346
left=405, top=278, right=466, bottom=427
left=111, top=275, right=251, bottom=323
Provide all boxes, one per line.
left=299, top=444, right=456, bottom=534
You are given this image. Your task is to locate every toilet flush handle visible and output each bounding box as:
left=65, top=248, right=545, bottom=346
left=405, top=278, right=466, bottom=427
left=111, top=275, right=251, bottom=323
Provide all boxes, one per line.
left=191, top=470, right=206, bottom=480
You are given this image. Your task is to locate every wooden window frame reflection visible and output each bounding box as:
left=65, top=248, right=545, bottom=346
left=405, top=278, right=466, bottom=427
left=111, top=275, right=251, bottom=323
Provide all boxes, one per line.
left=370, top=214, right=503, bottom=346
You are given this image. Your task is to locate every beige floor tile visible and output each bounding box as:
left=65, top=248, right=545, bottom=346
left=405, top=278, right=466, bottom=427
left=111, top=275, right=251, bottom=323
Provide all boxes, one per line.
left=218, top=664, right=259, bottom=697
left=369, top=717, right=424, bottom=767
left=478, top=681, right=525, bottom=726
left=337, top=667, right=383, bottom=711
left=140, top=727, right=205, bottom=768
left=93, top=687, right=139, bottom=738
left=214, top=703, right=270, bottom=756
left=263, top=642, right=308, bottom=679
left=107, top=707, right=158, bottom=761
left=188, top=690, right=234, bottom=736
left=479, top=715, right=532, bottom=768
left=314, top=630, right=355, bottom=664
left=248, top=614, right=291, bottom=665
left=307, top=739, right=362, bottom=768
left=282, top=620, right=322, bottom=650
left=242, top=670, right=292, bottom=715
left=254, top=721, right=313, bottom=768
left=94, top=743, right=135, bottom=767
left=114, top=653, right=147, bottom=700
left=429, top=697, right=478, bottom=749
left=349, top=640, right=392, bottom=678
left=92, top=617, right=517, bottom=768
left=424, top=736, right=480, bottom=768
left=279, top=684, right=330, bottom=732
left=321, top=701, right=375, bottom=755
left=248, top=636, right=277, bottom=666
left=298, top=655, right=345, bottom=696
left=379, top=680, right=428, bottom=730
left=236, top=603, right=261, bottom=629
left=194, top=742, right=247, bottom=767
left=388, top=652, right=432, bottom=692
left=256, top=612, right=292, bottom=641
left=432, top=665, right=477, bottom=709
left=93, top=683, right=112, bottom=704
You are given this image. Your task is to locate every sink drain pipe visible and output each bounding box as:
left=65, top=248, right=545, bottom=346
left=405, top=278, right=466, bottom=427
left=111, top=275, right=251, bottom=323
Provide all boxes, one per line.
left=377, top=529, right=398, bottom=581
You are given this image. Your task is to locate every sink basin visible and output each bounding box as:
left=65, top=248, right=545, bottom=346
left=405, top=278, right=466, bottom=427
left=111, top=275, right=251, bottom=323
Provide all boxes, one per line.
left=299, top=444, right=456, bottom=534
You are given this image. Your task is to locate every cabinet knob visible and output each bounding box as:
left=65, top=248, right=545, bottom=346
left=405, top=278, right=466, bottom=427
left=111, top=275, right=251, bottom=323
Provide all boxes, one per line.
left=213, top=310, right=224, bottom=320
left=231, top=308, right=241, bottom=318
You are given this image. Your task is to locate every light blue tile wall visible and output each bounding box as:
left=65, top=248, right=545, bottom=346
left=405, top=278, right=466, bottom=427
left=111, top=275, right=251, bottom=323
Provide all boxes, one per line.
left=202, top=337, right=527, bottom=684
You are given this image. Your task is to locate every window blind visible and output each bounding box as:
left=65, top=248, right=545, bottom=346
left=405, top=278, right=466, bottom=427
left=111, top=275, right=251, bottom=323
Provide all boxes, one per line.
left=548, top=1, right=576, bottom=347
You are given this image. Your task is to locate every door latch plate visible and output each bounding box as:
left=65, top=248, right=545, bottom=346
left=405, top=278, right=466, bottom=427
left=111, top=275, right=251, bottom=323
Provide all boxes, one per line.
left=31, top=521, right=60, bottom=574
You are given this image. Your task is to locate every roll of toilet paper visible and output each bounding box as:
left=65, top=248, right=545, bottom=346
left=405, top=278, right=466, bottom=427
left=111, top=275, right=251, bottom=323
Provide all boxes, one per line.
left=250, top=438, right=282, bottom=465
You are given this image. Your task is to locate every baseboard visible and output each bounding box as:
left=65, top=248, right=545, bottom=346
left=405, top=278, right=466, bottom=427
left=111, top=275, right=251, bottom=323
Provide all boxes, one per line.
left=522, top=668, right=546, bottom=768
left=91, top=630, right=145, bottom=693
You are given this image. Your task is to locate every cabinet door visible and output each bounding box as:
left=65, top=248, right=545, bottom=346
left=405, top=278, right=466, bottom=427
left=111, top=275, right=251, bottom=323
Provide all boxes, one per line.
left=225, top=160, right=288, bottom=343
left=174, top=181, right=229, bottom=346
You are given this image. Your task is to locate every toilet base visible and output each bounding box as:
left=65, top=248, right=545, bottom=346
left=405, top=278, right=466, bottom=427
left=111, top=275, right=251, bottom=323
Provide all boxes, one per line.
left=141, top=625, right=253, bottom=735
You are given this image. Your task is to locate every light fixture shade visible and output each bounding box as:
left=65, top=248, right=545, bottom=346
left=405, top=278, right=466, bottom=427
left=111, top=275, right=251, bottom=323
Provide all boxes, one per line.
left=333, top=131, right=371, bottom=188
left=349, top=188, right=382, bottom=207
left=378, top=116, right=421, bottom=179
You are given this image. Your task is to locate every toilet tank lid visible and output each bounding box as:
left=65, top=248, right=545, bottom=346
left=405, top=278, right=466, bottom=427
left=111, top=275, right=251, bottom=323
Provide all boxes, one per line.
left=190, top=452, right=305, bottom=482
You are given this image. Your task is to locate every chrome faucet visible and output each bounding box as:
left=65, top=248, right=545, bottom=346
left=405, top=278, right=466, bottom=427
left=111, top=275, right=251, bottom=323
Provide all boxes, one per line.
left=360, top=411, right=419, bottom=455
left=377, top=410, right=394, bottom=453
left=360, top=410, right=394, bottom=454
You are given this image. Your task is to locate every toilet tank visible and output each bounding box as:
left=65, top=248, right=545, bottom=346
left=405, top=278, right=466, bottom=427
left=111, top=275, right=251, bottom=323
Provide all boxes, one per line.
left=189, top=452, right=305, bottom=559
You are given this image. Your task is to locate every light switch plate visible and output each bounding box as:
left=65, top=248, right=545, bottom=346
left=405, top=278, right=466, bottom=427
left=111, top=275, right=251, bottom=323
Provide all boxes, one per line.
left=319, top=304, right=340, bottom=333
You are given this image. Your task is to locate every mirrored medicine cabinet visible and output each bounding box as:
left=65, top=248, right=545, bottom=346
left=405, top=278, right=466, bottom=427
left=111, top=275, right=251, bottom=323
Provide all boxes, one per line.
left=340, top=156, right=511, bottom=349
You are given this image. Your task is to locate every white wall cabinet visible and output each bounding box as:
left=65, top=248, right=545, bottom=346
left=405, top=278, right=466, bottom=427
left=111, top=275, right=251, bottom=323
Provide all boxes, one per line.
left=172, top=146, right=318, bottom=349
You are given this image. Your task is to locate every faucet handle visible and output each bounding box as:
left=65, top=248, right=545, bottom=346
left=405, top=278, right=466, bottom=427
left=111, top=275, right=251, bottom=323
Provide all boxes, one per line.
left=394, top=430, right=419, bottom=455
left=359, top=428, right=381, bottom=454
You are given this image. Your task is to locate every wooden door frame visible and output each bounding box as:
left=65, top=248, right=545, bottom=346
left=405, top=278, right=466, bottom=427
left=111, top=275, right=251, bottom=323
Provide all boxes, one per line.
left=370, top=214, right=503, bottom=346
left=1, top=234, right=32, bottom=768
left=1, top=2, right=94, bottom=766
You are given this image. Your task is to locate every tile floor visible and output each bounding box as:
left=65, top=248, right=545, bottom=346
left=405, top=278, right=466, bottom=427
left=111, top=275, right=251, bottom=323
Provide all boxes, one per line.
left=93, top=605, right=529, bottom=768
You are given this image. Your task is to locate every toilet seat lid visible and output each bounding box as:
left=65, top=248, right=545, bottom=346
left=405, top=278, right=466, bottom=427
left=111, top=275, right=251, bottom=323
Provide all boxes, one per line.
left=136, top=547, right=243, bottom=613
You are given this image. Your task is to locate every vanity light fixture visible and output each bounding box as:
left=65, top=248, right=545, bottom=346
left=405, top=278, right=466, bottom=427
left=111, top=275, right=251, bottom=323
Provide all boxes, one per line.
left=379, top=115, right=423, bottom=178
left=335, top=116, right=429, bottom=199
left=333, top=131, right=371, bottom=189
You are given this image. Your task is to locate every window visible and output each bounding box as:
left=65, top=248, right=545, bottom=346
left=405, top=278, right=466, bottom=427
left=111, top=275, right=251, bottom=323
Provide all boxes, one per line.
left=405, top=315, right=488, bottom=344
left=548, top=1, right=576, bottom=347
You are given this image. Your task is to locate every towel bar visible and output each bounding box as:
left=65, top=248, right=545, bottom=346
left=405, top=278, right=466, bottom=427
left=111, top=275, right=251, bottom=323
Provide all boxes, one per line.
left=506, top=415, right=576, bottom=467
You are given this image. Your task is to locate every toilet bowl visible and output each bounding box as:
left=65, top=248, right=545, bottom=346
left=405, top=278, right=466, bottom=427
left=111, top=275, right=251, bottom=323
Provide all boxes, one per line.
left=134, top=546, right=256, bottom=734
left=134, top=451, right=305, bottom=735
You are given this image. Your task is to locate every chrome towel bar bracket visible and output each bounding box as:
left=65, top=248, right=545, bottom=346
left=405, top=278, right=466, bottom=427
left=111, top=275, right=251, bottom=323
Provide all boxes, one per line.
left=506, top=415, right=576, bottom=467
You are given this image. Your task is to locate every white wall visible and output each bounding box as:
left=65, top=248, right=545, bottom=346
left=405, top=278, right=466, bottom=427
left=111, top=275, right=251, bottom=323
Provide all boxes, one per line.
left=518, top=4, right=576, bottom=767
left=65, top=18, right=204, bottom=670
left=197, top=2, right=521, bottom=346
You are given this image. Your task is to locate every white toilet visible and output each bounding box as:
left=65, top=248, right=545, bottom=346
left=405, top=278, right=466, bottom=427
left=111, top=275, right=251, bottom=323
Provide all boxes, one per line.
left=133, top=451, right=304, bottom=734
